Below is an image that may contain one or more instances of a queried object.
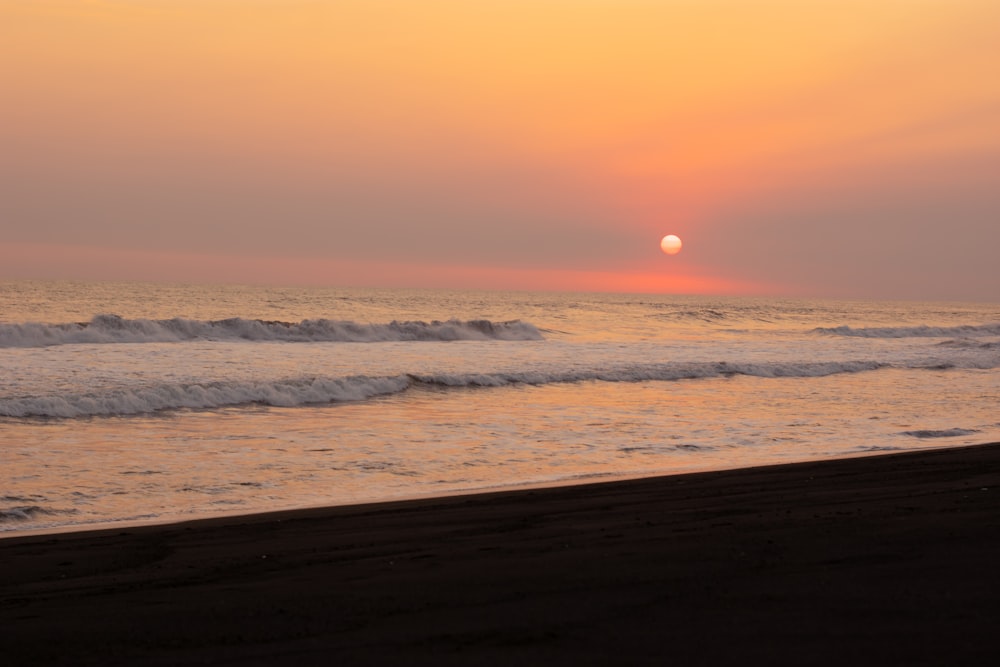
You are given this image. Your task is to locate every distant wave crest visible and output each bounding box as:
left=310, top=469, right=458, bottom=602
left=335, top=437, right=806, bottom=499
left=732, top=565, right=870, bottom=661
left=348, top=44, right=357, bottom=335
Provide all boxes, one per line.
left=0, top=360, right=890, bottom=419
left=813, top=323, right=1000, bottom=338
left=0, top=314, right=544, bottom=348
left=899, top=428, right=980, bottom=439
left=936, top=339, right=1000, bottom=350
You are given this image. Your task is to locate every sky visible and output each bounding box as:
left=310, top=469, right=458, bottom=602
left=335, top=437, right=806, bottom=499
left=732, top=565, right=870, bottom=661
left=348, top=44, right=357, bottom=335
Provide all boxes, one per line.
left=2, top=0, right=998, bottom=300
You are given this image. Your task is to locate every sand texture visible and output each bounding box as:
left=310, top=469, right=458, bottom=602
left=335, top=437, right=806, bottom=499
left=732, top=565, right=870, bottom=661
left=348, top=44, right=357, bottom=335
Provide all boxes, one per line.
left=2, top=444, right=999, bottom=665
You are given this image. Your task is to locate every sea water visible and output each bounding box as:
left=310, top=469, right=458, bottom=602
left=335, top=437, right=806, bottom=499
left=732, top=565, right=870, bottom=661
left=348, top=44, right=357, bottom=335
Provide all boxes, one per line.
left=2, top=280, right=998, bottom=534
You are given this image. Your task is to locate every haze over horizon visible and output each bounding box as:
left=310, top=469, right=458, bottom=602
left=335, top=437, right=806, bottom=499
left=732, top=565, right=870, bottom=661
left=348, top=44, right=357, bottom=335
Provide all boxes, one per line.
left=2, top=1, right=998, bottom=301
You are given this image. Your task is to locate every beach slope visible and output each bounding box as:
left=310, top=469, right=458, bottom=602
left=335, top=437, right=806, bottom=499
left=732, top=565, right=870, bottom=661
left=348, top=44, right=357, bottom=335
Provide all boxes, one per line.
left=2, top=444, right=999, bottom=665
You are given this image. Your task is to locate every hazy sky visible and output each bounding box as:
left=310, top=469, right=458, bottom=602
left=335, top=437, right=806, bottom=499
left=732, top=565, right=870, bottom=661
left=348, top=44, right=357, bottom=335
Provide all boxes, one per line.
left=2, top=0, right=998, bottom=300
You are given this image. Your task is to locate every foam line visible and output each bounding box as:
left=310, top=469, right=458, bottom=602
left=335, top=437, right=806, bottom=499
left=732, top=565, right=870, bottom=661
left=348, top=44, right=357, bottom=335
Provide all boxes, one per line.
left=0, top=360, right=891, bottom=418
left=0, top=315, right=544, bottom=348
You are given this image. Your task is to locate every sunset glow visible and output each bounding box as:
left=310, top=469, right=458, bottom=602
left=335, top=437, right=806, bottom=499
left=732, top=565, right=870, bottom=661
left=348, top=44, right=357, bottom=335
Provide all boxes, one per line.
left=2, top=1, right=998, bottom=299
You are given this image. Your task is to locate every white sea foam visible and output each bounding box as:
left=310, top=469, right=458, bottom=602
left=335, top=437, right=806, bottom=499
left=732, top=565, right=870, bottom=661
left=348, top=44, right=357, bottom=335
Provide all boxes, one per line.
left=0, top=375, right=413, bottom=418
left=0, top=315, right=544, bottom=348
left=814, top=323, right=1000, bottom=338
left=0, top=360, right=894, bottom=418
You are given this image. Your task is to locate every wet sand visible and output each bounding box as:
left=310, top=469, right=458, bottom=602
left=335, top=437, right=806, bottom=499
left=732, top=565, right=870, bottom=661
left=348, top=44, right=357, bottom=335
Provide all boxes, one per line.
left=2, top=443, right=999, bottom=665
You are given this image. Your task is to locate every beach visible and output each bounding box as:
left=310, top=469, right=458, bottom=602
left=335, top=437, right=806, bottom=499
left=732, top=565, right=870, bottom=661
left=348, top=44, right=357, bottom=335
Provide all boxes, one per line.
left=3, top=443, right=998, bottom=665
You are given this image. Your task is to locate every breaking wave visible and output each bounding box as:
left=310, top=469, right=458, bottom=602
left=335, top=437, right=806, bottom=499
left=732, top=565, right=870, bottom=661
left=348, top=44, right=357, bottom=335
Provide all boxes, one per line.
left=813, top=323, right=1000, bottom=338
left=0, top=360, right=889, bottom=419
left=0, top=315, right=544, bottom=348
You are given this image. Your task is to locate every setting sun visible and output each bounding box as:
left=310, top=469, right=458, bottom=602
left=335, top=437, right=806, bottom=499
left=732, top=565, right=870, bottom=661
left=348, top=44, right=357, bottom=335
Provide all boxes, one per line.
left=660, top=235, right=683, bottom=256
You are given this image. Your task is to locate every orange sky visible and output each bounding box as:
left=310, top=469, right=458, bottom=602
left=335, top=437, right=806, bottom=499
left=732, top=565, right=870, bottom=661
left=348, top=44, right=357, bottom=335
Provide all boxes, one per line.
left=2, top=1, right=998, bottom=299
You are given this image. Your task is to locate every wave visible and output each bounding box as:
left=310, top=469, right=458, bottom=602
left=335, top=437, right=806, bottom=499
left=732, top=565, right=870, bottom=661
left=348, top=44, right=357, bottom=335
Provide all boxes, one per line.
left=0, top=314, right=544, bottom=348
left=0, top=375, right=413, bottom=418
left=0, top=505, right=75, bottom=524
left=662, top=308, right=730, bottom=322
left=813, top=323, right=1000, bottom=338
left=936, top=339, right=1000, bottom=349
left=0, top=360, right=890, bottom=419
left=899, top=428, right=980, bottom=439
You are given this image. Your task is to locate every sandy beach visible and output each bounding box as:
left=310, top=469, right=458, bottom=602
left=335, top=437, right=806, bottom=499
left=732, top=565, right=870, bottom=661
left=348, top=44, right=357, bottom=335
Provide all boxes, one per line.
left=3, top=443, right=999, bottom=666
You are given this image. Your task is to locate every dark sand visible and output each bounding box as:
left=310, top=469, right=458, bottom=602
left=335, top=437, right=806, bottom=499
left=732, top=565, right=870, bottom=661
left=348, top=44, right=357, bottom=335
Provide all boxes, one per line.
left=3, top=444, right=999, bottom=666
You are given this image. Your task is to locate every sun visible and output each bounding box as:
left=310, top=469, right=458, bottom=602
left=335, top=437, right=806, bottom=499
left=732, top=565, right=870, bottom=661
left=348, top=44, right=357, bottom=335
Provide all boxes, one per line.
left=660, top=234, right=683, bottom=255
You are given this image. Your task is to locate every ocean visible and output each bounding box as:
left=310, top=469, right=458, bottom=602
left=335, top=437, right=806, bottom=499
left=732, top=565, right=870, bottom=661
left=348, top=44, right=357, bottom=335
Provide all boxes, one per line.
left=2, top=280, right=998, bottom=535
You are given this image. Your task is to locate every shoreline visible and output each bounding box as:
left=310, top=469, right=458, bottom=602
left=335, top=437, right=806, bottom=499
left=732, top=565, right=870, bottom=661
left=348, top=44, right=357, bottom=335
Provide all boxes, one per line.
left=1, top=443, right=975, bottom=541
left=3, top=442, right=999, bottom=664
